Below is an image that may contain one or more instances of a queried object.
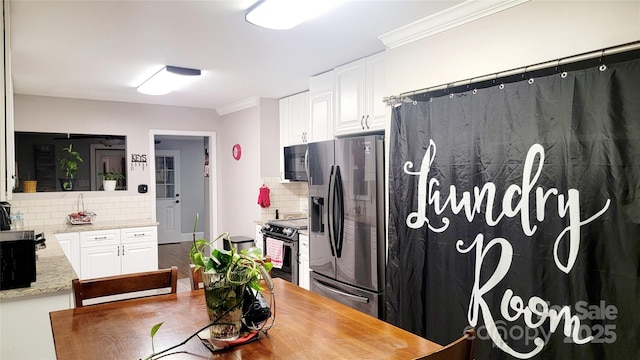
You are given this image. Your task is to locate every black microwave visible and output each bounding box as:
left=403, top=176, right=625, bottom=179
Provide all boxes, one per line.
left=283, top=144, right=308, bottom=181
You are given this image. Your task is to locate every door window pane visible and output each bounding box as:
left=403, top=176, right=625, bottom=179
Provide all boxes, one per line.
left=155, top=155, right=176, bottom=199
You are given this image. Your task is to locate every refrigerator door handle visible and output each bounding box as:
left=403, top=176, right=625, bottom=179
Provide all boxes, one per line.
left=327, top=165, right=336, bottom=257
left=314, top=279, right=370, bottom=304
left=334, top=165, right=344, bottom=258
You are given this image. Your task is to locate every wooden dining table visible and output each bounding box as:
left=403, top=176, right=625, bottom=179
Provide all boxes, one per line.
left=50, top=278, right=442, bottom=359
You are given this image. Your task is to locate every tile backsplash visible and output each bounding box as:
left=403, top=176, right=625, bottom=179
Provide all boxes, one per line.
left=9, top=194, right=153, bottom=228
left=259, top=177, right=308, bottom=223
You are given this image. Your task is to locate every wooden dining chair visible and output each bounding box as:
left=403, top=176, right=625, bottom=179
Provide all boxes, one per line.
left=72, top=266, right=179, bottom=307
left=189, top=263, right=204, bottom=290
left=415, top=328, right=476, bottom=360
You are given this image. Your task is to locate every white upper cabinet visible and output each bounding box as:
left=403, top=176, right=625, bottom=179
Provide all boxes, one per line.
left=308, top=70, right=334, bottom=143
left=1, top=0, right=15, bottom=201
left=334, top=52, right=386, bottom=136
left=280, top=91, right=310, bottom=146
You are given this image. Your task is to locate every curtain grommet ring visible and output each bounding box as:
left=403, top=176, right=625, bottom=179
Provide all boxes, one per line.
left=499, top=83, right=505, bottom=90
left=449, top=94, right=454, bottom=99
left=472, top=89, right=478, bottom=95
left=412, top=100, right=417, bottom=105
left=599, top=64, right=607, bottom=72
left=561, top=72, right=568, bottom=78
left=528, top=78, right=535, bottom=84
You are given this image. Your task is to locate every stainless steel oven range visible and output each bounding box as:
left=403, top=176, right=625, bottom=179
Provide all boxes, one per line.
left=262, top=218, right=307, bottom=285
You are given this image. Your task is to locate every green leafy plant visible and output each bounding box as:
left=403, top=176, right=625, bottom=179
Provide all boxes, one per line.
left=149, top=322, right=163, bottom=355
left=143, top=215, right=272, bottom=360
left=99, top=169, right=125, bottom=181
left=58, top=143, right=84, bottom=179
left=190, top=213, right=272, bottom=291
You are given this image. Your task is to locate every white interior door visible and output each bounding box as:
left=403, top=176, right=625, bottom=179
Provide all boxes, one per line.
left=155, top=150, right=181, bottom=244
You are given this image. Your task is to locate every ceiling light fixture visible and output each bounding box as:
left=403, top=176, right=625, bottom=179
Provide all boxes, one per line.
left=136, top=66, right=201, bottom=95
left=245, top=0, right=344, bottom=30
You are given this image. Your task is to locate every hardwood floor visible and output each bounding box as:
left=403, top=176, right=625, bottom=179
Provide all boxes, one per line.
left=158, top=241, right=193, bottom=279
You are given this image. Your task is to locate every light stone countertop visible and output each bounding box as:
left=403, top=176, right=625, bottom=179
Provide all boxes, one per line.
left=0, top=219, right=158, bottom=300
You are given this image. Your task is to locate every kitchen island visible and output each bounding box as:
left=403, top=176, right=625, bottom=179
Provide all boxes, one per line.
left=0, top=219, right=158, bottom=359
left=50, top=278, right=443, bottom=359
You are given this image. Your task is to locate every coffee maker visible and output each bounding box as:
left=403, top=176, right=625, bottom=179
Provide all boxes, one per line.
left=0, top=202, right=11, bottom=231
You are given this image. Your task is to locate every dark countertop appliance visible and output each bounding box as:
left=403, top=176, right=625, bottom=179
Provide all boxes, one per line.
left=307, top=135, right=386, bottom=319
left=262, top=218, right=308, bottom=285
left=0, top=230, right=38, bottom=290
left=0, top=201, right=11, bottom=231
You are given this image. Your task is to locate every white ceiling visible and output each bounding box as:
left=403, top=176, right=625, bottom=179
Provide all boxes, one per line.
left=9, top=0, right=465, bottom=114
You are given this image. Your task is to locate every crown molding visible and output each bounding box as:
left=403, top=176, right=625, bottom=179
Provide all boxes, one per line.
left=216, top=97, right=259, bottom=116
left=378, top=0, right=530, bottom=49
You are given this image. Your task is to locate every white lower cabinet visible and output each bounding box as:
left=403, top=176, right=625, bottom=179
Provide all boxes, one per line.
left=58, top=226, right=158, bottom=280
left=55, top=232, right=81, bottom=276
left=299, top=234, right=310, bottom=290
left=80, top=243, right=121, bottom=279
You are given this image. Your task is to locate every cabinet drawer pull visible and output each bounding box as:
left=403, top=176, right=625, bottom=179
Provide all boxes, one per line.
left=93, top=236, right=108, bottom=240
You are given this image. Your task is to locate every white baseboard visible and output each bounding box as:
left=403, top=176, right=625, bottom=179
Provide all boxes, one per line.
left=180, top=232, right=204, bottom=242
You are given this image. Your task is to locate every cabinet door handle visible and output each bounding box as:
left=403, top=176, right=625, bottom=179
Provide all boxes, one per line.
left=360, top=115, right=365, bottom=129
left=117, top=246, right=120, bottom=256
left=122, top=245, right=125, bottom=256
left=365, top=114, right=370, bottom=129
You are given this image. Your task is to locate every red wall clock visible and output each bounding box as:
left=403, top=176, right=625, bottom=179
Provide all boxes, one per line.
left=232, top=144, right=242, bottom=160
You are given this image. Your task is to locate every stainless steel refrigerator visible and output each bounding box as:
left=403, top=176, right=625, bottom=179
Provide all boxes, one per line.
left=307, top=134, right=385, bottom=319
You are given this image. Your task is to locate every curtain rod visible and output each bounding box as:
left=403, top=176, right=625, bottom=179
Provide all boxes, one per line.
left=384, top=41, right=640, bottom=106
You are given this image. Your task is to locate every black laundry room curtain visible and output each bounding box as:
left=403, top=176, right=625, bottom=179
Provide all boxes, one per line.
left=386, top=54, right=640, bottom=360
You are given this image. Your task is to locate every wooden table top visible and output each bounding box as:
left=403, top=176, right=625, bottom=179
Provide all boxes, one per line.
left=50, top=278, right=442, bottom=359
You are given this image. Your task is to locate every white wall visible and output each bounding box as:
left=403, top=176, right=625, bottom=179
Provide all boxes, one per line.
left=259, top=98, right=280, bottom=178
left=218, top=101, right=262, bottom=238
left=386, top=0, right=640, bottom=96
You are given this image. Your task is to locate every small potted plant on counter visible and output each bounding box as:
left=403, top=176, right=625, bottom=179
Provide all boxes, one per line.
left=99, top=169, right=125, bottom=191
left=58, top=144, right=83, bottom=191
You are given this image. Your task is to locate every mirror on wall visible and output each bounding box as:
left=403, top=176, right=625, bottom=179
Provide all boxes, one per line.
left=13, top=132, right=127, bottom=192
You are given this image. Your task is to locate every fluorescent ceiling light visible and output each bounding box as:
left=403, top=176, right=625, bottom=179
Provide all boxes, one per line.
left=246, top=0, right=343, bottom=30
left=137, top=66, right=201, bottom=95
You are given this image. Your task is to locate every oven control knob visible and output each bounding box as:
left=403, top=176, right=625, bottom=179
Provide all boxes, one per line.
left=262, top=224, right=271, bottom=232
left=283, top=228, right=293, bottom=236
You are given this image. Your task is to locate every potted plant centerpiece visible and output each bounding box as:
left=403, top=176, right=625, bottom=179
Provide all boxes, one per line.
left=190, top=215, right=272, bottom=342
left=99, top=169, right=125, bottom=191
left=58, top=144, right=84, bottom=191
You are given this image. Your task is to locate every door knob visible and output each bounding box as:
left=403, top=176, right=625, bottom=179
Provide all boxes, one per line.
left=176, top=200, right=180, bottom=203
